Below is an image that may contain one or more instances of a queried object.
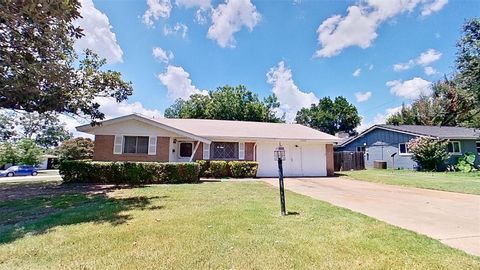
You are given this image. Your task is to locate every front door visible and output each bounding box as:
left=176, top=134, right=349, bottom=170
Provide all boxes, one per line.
left=177, top=142, right=194, bottom=162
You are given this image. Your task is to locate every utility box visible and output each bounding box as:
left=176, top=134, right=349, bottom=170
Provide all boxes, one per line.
left=373, top=160, right=387, bottom=169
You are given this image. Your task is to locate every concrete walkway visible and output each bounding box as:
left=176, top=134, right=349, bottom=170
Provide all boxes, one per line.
left=262, top=177, right=480, bottom=256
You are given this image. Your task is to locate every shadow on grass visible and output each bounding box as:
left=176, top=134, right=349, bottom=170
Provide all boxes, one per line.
left=0, top=182, right=164, bottom=244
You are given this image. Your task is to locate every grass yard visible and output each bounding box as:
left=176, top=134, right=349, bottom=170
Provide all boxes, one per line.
left=340, top=169, right=480, bottom=195
left=0, top=181, right=479, bottom=269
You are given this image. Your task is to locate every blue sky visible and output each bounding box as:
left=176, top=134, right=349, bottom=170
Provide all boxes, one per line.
left=71, top=0, right=480, bottom=132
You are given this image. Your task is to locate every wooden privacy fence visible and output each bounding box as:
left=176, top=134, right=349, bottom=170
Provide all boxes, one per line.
left=334, top=151, right=365, bottom=171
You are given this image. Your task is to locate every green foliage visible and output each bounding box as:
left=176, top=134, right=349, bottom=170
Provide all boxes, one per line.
left=59, top=161, right=200, bottom=184
left=164, top=85, right=284, bottom=122
left=0, top=0, right=132, bottom=123
left=209, top=161, right=229, bottom=178
left=0, top=142, right=20, bottom=165
left=229, top=161, right=258, bottom=178
left=57, top=137, right=94, bottom=160
left=407, top=137, right=449, bottom=171
left=456, top=18, right=480, bottom=106
left=0, top=111, right=16, bottom=141
left=16, top=138, right=44, bottom=166
left=196, top=160, right=259, bottom=178
left=455, top=152, right=477, bottom=173
left=295, top=96, right=361, bottom=135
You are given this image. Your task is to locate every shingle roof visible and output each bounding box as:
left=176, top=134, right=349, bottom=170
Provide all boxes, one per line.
left=77, top=114, right=342, bottom=142
left=377, top=125, right=480, bottom=139
left=338, top=124, right=480, bottom=147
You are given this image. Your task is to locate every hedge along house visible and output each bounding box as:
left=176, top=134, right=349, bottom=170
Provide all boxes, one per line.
left=336, top=125, right=480, bottom=169
left=76, top=114, right=341, bottom=177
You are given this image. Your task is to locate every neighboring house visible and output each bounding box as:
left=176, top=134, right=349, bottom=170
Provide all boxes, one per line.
left=76, top=114, right=341, bottom=177
left=336, top=125, right=480, bottom=169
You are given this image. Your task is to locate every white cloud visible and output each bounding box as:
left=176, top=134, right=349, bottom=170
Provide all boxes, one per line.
left=175, top=0, right=211, bottom=9
left=393, top=60, right=415, bottom=71
left=207, top=0, right=261, bottom=48
left=355, top=91, right=372, bottom=103
left=417, top=49, right=442, bottom=65
left=387, top=77, right=432, bottom=99
left=142, top=0, right=172, bottom=27
left=74, top=0, right=123, bottom=64
left=368, top=64, right=374, bottom=70
left=152, top=47, right=174, bottom=64
left=163, top=23, right=188, bottom=38
left=424, top=66, right=438, bottom=76
left=352, top=68, right=362, bottom=77
left=315, top=0, right=446, bottom=58
left=421, top=0, right=448, bottom=16
left=266, top=61, right=319, bottom=122
left=357, top=105, right=403, bottom=132
left=393, top=49, right=442, bottom=71
left=158, top=65, right=208, bottom=100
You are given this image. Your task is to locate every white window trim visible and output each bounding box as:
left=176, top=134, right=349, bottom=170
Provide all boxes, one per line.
left=113, top=135, right=123, bottom=155
left=148, top=136, right=157, bottom=156
left=178, top=142, right=194, bottom=158
left=447, top=141, right=462, bottom=155
left=398, top=143, right=411, bottom=156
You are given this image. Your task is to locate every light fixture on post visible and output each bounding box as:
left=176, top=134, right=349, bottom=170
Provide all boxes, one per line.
left=274, top=143, right=286, bottom=216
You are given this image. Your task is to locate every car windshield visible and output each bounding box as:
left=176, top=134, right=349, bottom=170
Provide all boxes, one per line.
left=7, top=166, right=18, bottom=171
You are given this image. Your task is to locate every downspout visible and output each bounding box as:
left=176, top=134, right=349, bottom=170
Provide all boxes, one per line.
left=189, top=141, right=201, bottom=162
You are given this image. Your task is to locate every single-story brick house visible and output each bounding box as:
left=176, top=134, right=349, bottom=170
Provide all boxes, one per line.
left=336, top=124, right=480, bottom=169
left=76, top=114, right=341, bottom=177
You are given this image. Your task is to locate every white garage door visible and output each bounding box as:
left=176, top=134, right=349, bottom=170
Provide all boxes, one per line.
left=256, top=141, right=327, bottom=177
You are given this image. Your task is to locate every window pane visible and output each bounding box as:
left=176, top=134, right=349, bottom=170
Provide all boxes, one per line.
left=447, top=142, right=454, bottom=153
left=180, top=143, right=193, bottom=157
left=124, top=136, right=137, bottom=153
left=476, top=142, right=480, bottom=153
left=211, top=142, right=238, bottom=159
left=399, top=144, right=406, bottom=153
left=454, top=142, right=460, bottom=153
left=137, top=137, right=149, bottom=154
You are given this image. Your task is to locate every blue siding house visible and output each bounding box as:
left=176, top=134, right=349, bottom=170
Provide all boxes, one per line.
left=336, top=125, right=480, bottom=169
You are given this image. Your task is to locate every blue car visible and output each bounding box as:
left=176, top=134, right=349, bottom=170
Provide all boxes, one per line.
left=0, top=165, right=38, bottom=177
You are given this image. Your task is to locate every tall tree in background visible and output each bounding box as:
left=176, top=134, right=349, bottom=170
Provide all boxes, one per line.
left=387, top=18, right=480, bottom=127
left=295, top=96, right=361, bottom=135
left=0, top=111, right=71, bottom=148
left=165, top=85, right=284, bottom=123
left=0, top=1, right=133, bottom=123
left=57, top=137, right=94, bottom=160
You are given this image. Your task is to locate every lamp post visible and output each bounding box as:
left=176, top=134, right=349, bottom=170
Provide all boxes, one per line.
left=274, top=144, right=286, bottom=216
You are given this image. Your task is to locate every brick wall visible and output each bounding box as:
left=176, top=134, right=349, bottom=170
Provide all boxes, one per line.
left=326, top=144, right=334, bottom=176
left=93, top=135, right=170, bottom=162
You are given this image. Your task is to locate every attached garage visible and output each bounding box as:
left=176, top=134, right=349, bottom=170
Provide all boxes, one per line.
left=256, top=141, right=327, bottom=177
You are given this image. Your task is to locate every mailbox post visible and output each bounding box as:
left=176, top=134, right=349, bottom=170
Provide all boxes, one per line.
left=274, top=144, right=286, bottom=216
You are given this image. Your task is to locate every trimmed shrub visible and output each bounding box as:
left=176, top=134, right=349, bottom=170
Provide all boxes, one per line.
left=59, top=160, right=200, bottom=184
left=209, top=161, right=229, bottom=178
left=229, top=161, right=258, bottom=178
left=196, top=160, right=259, bottom=178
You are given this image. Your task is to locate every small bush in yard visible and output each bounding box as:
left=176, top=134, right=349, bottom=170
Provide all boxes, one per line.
left=229, top=161, right=258, bottom=178
left=209, top=161, right=229, bottom=178
left=455, top=152, right=477, bottom=172
left=59, top=160, right=200, bottom=184
left=407, top=137, right=449, bottom=171
left=196, top=160, right=259, bottom=178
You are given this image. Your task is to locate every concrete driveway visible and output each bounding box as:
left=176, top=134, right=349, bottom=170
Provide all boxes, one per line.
left=262, top=177, right=480, bottom=256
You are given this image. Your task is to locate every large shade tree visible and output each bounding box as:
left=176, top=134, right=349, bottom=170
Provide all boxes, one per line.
left=295, top=96, right=361, bottom=135
left=0, top=0, right=133, bottom=123
left=164, top=85, right=284, bottom=123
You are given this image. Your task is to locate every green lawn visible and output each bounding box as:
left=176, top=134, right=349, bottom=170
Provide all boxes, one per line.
left=0, top=181, right=478, bottom=269
left=340, top=169, right=480, bottom=195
